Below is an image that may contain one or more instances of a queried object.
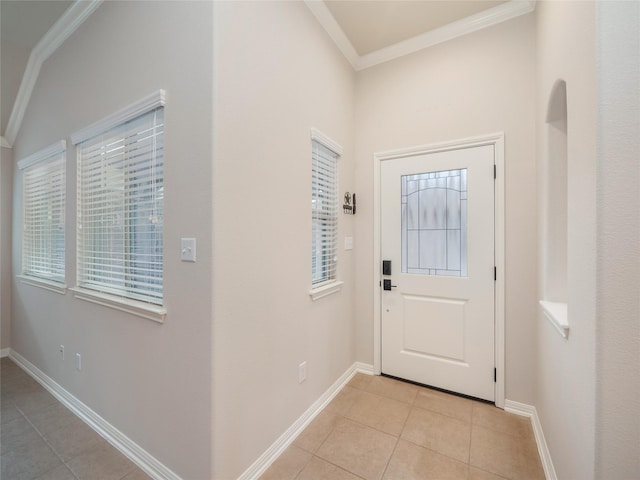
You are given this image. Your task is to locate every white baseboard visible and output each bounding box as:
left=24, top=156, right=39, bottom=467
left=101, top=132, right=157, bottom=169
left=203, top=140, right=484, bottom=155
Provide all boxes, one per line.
left=353, top=361, right=374, bottom=376
left=1, top=347, right=10, bottom=358
left=238, top=362, right=374, bottom=480
left=504, top=399, right=557, bottom=480
left=8, top=350, right=181, bottom=480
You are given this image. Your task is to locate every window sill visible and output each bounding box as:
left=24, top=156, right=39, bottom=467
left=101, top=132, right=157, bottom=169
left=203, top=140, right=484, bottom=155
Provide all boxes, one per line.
left=17, top=275, right=67, bottom=294
left=309, top=281, right=344, bottom=301
left=70, top=287, right=166, bottom=323
left=539, top=300, right=569, bottom=339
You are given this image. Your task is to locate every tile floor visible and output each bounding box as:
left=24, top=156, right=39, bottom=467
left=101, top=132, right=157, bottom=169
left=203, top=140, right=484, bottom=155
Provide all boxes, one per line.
left=2, top=357, right=545, bottom=480
left=1, top=357, right=150, bottom=480
left=260, top=373, right=545, bottom=480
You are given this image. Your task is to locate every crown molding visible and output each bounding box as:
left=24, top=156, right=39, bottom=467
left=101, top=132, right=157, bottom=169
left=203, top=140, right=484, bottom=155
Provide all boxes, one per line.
left=357, top=0, right=536, bottom=70
left=4, top=1, right=104, bottom=145
left=304, top=0, right=359, bottom=68
left=305, top=0, right=536, bottom=72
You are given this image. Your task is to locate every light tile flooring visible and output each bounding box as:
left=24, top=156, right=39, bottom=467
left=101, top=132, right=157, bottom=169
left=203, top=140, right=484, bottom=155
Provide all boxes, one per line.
left=1, top=357, right=151, bottom=480
left=260, top=373, right=545, bottom=480
left=2, top=357, right=545, bottom=480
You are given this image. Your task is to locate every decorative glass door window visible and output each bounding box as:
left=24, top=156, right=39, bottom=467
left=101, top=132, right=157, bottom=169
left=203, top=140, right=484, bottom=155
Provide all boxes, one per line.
left=401, top=169, right=467, bottom=277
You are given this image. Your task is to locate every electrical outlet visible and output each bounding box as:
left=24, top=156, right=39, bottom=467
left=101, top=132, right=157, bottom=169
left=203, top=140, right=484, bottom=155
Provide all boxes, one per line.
left=75, top=353, right=82, bottom=371
left=59, top=345, right=64, bottom=360
left=299, top=361, right=307, bottom=383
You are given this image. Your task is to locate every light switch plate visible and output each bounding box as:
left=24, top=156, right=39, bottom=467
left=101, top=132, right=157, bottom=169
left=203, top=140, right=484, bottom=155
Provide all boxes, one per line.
left=344, top=236, right=353, bottom=250
left=181, top=238, right=196, bottom=262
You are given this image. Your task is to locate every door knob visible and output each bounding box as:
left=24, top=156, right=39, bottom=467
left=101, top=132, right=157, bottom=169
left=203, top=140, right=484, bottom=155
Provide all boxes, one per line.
left=383, top=279, right=397, bottom=291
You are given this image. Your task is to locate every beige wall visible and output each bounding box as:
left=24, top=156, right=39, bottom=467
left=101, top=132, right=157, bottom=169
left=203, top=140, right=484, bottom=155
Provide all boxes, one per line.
left=353, top=13, right=538, bottom=404
left=11, top=2, right=214, bottom=477
left=595, top=1, right=640, bottom=476
left=1, top=146, right=12, bottom=351
left=535, top=2, right=598, bottom=478
left=211, top=2, right=356, bottom=477
left=0, top=45, right=30, bottom=135
left=8, top=2, right=638, bottom=478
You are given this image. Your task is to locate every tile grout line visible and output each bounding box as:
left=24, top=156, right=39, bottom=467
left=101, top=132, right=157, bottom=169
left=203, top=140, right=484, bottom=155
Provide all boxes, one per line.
left=467, top=402, right=477, bottom=467
left=379, top=386, right=418, bottom=480
left=351, top=375, right=486, bottom=477
left=2, top=369, right=78, bottom=480
left=305, top=412, right=368, bottom=479
left=380, top=398, right=418, bottom=479
left=378, top=436, right=401, bottom=480
left=3, top=361, right=140, bottom=480
left=268, top=373, right=542, bottom=480
left=291, top=410, right=346, bottom=479
left=297, top=375, right=401, bottom=480
left=12, top=380, right=81, bottom=480
left=468, top=416, right=474, bottom=473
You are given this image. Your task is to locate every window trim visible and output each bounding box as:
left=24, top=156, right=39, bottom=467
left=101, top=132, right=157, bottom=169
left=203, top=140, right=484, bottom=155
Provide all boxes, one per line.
left=72, top=91, right=166, bottom=311
left=309, top=128, right=342, bottom=300
left=70, top=90, right=165, bottom=145
left=309, top=280, right=344, bottom=301
left=70, top=287, right=166, bottom=323
left=17, top=140, right=66, bottom=170
left=17, top=275, right=67, bottom=295
left=18, top=140, right=67, bottom=287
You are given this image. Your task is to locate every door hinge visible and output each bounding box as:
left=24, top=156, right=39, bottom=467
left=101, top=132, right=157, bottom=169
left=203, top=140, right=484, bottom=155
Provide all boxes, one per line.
left=494, top=164, right=497, bottom=179
left=494, top=368, right=497, bottom=382
left=494, top=266, right=497, bottom=281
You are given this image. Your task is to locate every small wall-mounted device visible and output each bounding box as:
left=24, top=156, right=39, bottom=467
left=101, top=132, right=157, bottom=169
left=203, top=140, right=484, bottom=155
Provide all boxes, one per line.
left=343, top=192, right=356, bottom=214
left=382, top=260, right=392, bottom=276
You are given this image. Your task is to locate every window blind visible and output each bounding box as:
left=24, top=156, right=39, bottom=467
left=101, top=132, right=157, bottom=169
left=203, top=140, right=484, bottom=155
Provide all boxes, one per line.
left=21, top=150, right=66, bottom=283
left=311, top=139, right=339, bottom=285
left=77, top=107, right=164, bottom=305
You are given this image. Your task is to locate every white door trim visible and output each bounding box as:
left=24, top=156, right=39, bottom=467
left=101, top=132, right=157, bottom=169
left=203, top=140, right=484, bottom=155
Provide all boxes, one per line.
left=373, top=133, right=505, bottom=408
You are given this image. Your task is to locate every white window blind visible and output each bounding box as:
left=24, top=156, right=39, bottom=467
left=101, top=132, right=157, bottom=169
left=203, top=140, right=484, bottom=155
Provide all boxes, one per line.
left=76, top=107, right=164, bottom=305
left=20, top=144, right=66, bottom=283
left=311, top=137, right=339, bottom=286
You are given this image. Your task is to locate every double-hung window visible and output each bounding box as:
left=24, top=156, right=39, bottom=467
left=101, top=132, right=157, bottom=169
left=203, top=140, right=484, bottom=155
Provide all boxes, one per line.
left=310, top=129, right=342, bottom=299
left=72, top=92, right=165, bottom=310
left=18, top=141, right=66, bottom=288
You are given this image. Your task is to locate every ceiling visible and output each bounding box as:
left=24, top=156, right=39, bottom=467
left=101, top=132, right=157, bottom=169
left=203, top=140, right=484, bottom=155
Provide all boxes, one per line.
left=0, top=0, right=533, bottom=145
left=325, top=0, right=508, bottom=56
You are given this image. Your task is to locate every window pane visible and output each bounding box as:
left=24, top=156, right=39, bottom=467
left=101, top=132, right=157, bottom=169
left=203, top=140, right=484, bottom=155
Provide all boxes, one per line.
left=401, top=169, right=467, bottom=277
left=22, top=153, right=66, bottom=282
left=77, top=107, right=164, bottom=304
left=311, top=139, right=338, bottom=285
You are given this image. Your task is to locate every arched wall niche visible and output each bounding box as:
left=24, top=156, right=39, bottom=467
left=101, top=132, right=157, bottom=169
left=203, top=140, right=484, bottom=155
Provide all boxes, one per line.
left=544, top=79, right=568, bottom=303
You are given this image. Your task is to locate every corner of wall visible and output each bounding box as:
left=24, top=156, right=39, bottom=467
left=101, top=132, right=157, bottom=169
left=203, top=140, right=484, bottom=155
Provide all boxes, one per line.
left=0, top=146, right=14, bottom=351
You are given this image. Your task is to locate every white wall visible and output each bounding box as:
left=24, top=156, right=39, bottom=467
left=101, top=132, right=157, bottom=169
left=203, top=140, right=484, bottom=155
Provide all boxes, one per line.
left=353, top=13, right=538, bottom=404
left=535, top=2, right=598, bottom=478
left=1, top=146, right=12, bottom=351
left=595, top=1, right=640, bottom=476
left=211, top=2, right=356, bottom=477
left=11, top=2, right=214, bottom=478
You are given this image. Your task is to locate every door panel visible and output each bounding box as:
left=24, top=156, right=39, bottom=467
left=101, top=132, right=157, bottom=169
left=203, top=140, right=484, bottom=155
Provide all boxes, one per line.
left=402, top=295, right=466, bottom=362
left=381, top=145, right=495, bottom=401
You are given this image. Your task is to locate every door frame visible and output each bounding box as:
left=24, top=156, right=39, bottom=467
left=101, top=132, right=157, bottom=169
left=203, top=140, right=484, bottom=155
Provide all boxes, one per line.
left=373, top=133, right=505, bottom=408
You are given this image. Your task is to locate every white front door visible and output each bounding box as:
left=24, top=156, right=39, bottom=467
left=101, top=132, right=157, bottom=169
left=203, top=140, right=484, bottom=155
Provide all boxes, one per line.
left=380, top=144, right=495, bottom=401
